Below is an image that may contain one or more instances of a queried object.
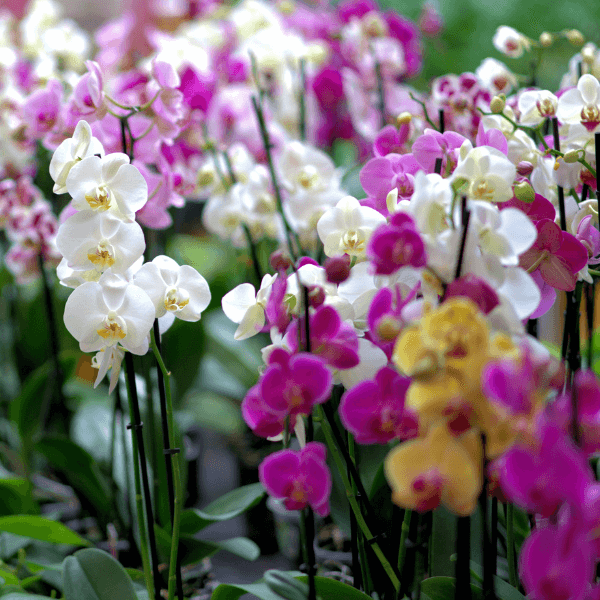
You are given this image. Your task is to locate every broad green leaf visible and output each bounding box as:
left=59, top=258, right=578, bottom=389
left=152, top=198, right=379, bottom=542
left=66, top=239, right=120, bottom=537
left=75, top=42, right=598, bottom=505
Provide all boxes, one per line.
left=296, top=576, right=372, bottom=600
left=36, top=438, right=111, bottom=524
left=420, top=577, right=483, bottom=600
left=212, top=582, right=286, bottom=600
left=180, top=483, right=265, bottom=534
left=124, top=569, right=146, bottom=582
left=183, top=391, right=244, bottom=435
left=62, top=548, right=137, bottom=600
left=213, top=537, right=260, bottom=561
left=468, top=562, right=526, bottom=600
left=0, top=516, right=89, bottom=547
left=1, top=595, right=53, bottom=599
left=0, top=478, right=35, bottom=516
left=0, top=568, right=19, bottom=585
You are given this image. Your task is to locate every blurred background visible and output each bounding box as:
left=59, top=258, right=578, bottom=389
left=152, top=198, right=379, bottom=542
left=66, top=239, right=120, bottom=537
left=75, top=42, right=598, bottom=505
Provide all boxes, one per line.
left=48, top=0, right=600, bottom=92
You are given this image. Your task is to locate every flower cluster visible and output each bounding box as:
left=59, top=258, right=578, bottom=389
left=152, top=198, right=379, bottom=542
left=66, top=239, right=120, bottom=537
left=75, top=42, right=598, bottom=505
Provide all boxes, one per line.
left=52, top=121, right=210, bottom=391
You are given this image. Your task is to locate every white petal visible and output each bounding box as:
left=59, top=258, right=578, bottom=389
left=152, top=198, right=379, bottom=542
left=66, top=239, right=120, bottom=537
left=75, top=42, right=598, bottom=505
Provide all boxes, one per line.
left=134, top=262, right=167, bottom=317
left=176, top=266, right=211, bottom=321
left=64, top=281, right=107, bottom=343
left=498, top=208, right=537, bottom=256
left=234, top=303, right=265, bottom=340
left=66, top=156, right=103, bottom=210
left=222, top=283, right=257, bottom=323
left=109, top=163, right=148, bottom=218
left=578, top=74, right=600, bottom=105
left=119, top=284, right=156, bottom=350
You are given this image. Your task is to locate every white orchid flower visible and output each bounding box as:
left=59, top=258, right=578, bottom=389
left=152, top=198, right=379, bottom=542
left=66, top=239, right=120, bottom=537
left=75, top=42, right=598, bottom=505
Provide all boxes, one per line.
left=517, top=89, right=558, bottom=126
left=50, top=120, right=105, bottom=194
left=64, top=271, right=155, bottom=355
left=221, top=274, right=277, bottom=340
left=468, top=202, right=537, bottom=265
left=452, top=145, right=516, bottom=203
left=492, top=26, right=530, bottom=58
left=66, top=153, right=148, bottom=222
left=317, top=195, right=386, bottom=258
left=91, top=345, right=124, bottom=393
left=56, top=211, right=145, bottom=276
left=133, top=255, right=211, bottom=322
left=557, top=74, right=600, bottom=132
left=406, top=171, right=453, bottom=236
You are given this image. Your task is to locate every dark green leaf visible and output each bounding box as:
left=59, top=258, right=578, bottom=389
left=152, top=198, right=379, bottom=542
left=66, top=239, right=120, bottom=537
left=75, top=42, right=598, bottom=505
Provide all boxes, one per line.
left=184, top=391, right=244, bottom=435
left=0, top=516, right=89, bottom=547
left=36, top=438, right=111, bottom=524
left=212, top=582, right=288, bottom=600
left=468, top=562, right=526, bottom=600
left=296, top=575, right=372, bottom=600
left=420, top=576, right=483, bottom=600
left=62, top=548, right=137, bottom=600
left=1, top=595, right=54, bottom=599
left=180, top=483, right=265, bottom=534
left=0, top=478, right=35, bottom=516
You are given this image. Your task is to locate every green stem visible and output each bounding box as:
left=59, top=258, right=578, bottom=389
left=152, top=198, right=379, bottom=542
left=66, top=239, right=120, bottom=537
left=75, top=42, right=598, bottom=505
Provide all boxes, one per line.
left=348, top=435, right=368, bottom=592
left=251, top=95, right=301, bottom=261
left=315, top=405, right=400, bottom=593
left=150, top=332, right=183, bottom=600
left=397, top=509, right=412, bottom=575
left=123, top=367, right=155, bottom=600
left=506, top=504, right=517, bottom=588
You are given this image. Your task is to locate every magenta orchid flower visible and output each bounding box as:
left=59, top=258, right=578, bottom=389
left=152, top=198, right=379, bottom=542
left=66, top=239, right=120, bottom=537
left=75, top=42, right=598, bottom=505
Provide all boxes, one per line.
left=373, top=124, right=411, bottom=157
left=367, top=212, right=427, bottom=275
left=339, top=366, right=418, bottom=444
left=475, top=122, right=508, bottom=156
left=518, top=218, right=588, bottom=291
left=412, top=128, right=466, bottom=174
left=259, top=442, right=332, bottom=517
left=499, top=422, right=592, bottom=518
left=445, top=274, right=500, bottom=315
left=577, top=215, right=600, bottom=265
left=519, top=518, right=595, bottom=600
left=500, top=193, right=556, bottom=223
left=241, top=348, right=332, bottom=439
left=288, top=305, right=360, bottom=370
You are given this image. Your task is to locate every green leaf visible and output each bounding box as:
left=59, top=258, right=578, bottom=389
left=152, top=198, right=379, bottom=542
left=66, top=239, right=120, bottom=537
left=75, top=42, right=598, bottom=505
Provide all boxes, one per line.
left=468, top=562, right=526, bottom=600
left=212, top=582, right=287, bottom=600
left=213, top=537, right=260, bottom=561
left=35, top=437, right=111, bottom=524
left=62, top=548, right=137, bottom=600
left=420, top=576, right=483, bottom=600
left=296, top=576, right=372, bottom=600
left=0, top=516, right=89, bottom=547
left=0, top=478, right=35, bottom=516
left=124, top=569, right=146, bottom=582
left=183, top=391, right=244, bottom=435
left=0, top=595, right=54, bottom=599
left=179, top=483, right=265, bottom=534
left=0, top=568, right=20, bottom=585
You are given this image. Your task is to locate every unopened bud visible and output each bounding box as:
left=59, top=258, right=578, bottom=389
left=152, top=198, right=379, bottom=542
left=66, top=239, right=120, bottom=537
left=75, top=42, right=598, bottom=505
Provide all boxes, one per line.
left=396, top=112, right=412, bottom=127
left=582, top=44, right=596, bottom=64
left=563, top=149, right=580, bottom=163
left=325, top=255, right=351, bottom=284
left=308, top=285, right=326, bottom=308
left=516, top=161, right=534, bottom=177
left=490, top=95, right=506, bottom=114
left=451, top=177, right=469, bottom=194
left=514, top=181, right=535, bottom=203
left=270, top=250, right=292, bottom=272
left=539, top=32, right=553, bottom=47
left=565, top=29, right=585, bottom=47
left=377, top=316, right=402, bottom=341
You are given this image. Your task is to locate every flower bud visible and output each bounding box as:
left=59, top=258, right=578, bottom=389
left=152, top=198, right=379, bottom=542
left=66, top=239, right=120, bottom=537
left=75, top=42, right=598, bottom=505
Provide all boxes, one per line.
left=270, top=250, right=292, bottom=272
left=582, top=44, right=596, bottom=64
left=490, top=95, right=506, bottom=114
left=308, top=285, right=326, bottom=308
left=396, top=112, right=412, bottom=127
left=514, top=181, right=535, bottom=203
left=325, top=255, right=351, bottom=284
left=565, top=29, right=584, bottom=47
left=539, top=32, right=553, bottom=47
left=563, top=149, right=580, bottom=163
left=377, top=316, right=402, bottom=341
left=517, top=161, right=534, bottom=177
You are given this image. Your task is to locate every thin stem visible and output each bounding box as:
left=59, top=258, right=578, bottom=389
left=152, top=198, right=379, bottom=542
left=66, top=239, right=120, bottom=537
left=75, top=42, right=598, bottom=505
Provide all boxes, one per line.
left=348, top=434, right=365, bottom=591
left=315, top=404, right=400, bottom=593
left=150, top=328, right=184, bottom=600
left=397, top=509, right=412, bottom=586
left=409, top=92, right=438, bottom=131
left=373, top=53, right=386, bottom=128
left=438, top=109, right=445, bottom=134
left=251, top=95, right=300, bottom=261
left=455, top=516, right=471, bottom=600
left=491, top=497, right=498, bottom=578
left=506, top=504, right=518, bottom=588
left=480, top=435, right=496, bottom=600
left=123, top=357, right=158, bottom=600
left=455, top=197, right=471, bottom=280
left=298, top=58, right=307, bottom=142
left=152, top=322, right=184, bottom=598
left=586, top=282, right=595, bottom=368
left=242, top=223, right=263, bottom=286
left=551, top=117, right=567, bottom=232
